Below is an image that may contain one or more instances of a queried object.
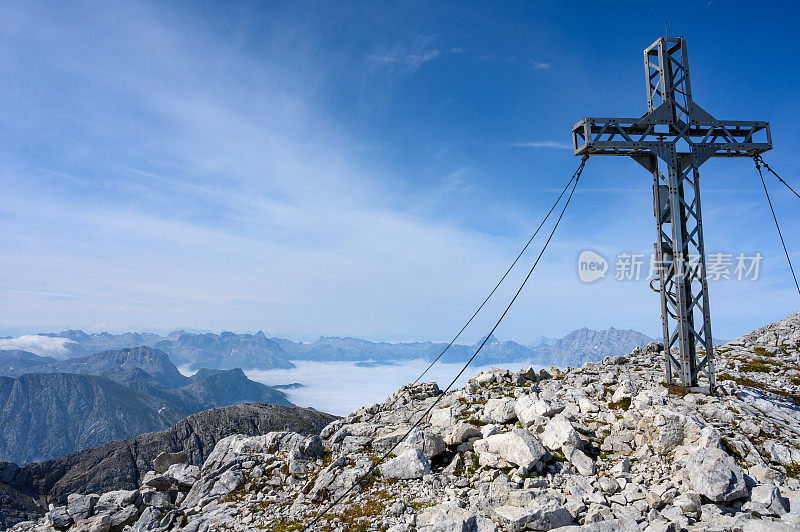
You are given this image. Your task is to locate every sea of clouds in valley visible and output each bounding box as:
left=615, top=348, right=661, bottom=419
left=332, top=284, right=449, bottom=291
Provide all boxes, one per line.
left=241, top=358, right=544, bottom=416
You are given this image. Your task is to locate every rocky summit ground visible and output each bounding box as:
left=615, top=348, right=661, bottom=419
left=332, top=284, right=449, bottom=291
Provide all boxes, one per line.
left=9, top=312, right=800, bottom=532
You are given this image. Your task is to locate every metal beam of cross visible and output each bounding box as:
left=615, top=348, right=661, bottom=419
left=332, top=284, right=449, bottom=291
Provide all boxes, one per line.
left=571, top=36, right=772, bottom=392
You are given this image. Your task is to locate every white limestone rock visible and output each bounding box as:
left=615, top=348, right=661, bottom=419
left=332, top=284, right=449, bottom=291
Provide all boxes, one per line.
left=566, top=447, right=596, bottom=476
left=166, top=463, right=200, bottom=488
left=492, top=496, right=573, bottom=532
left=743, top=484, right=790, bottom=516
left=71, top=514, right=110, bottom=532
left=514, top=396, right=540, bottom=427
left=541, top=414, right=582, bottom=452
left=482, top=398, right=517, bottom=424
left=445, top=422, right=481, bottom=446
left=66, top=494, right=98, bottom=522
left=395, top=428, right=447, bottom=460
left=416, top=502, right=476, bottom=532
left=379, top=449, right=431, bottom=480
left=686, top=447, right=749, bottom=502
left=474, top=429, right=547, bottom=472
left=532, top=399, right=565, bottom=418
left=153, top=451, right=187, bottom=473
left=210, top=469, right=243, bottom=497
left=45, top=506, right=72, bottom=529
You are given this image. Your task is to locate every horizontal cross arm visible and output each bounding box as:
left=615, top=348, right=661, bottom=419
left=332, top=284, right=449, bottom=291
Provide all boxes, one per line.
left=572, top=116, right=771, bottom=158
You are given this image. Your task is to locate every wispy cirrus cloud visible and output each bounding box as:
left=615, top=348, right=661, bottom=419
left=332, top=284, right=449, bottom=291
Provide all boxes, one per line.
left=367, top=37, right=463, bottom=72
left=507, top=141, right=572, bottom=149
left=369, top=48, right=441, bottom=67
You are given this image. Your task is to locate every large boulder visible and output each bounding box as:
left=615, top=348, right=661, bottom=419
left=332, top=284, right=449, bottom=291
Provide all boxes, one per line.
left=687, top=447, right=749, bottom=502
left=532, top=399, right=565, bottom=418
left=307, top=458, right=371, bottom=502
left=767, top=442, right=800, bottom=465
left=429, top=407, right=457, bottom=429
left=166, top=463, right=200, bottom=488
left=207, top=469, right=243, bottom=498
left=492, top=496, right=573, bottom=532
left=566, top=447, right=596, bottom=476
left=743, top=484, right=790, bottom=516
left=45, top=506, right=73, bottom=529
left=445, top=422, right=482, bottom=446
left=395, top=428, right=446, bottom=460
left=141, top=470, right=175, bottom=492
left=95, top=490, right=139, bottom=514
left=611, top=379, right=636, bottom=403
left=482, top=398, right=517, bottom=424
left=474, top=429, right=546, bottom=472
left=153, top=451, right=187, bottom=473
left=379, top=449, right=431, bottom=480
left=513, top=396, right=540, bottom=427
left=109, top=505, right=140, bottom=529
left=67, top=493, right=99, bottom=521
left=140, top=490, right=171, bottom=509
left=635, top=408, right=707, bottom=455
left=72, top=513, right=110, bottom=532
left=540, top=414, right=581, bottom=452
left=416, top=502, right=477, bottom=532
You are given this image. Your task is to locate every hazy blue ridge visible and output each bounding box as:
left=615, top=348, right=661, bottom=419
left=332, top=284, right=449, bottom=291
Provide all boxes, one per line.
left=40, top=330, right=295, bottom=371
left=34, top=326, right=655, bottom=370
left=0, top=346, right=291, bottom=464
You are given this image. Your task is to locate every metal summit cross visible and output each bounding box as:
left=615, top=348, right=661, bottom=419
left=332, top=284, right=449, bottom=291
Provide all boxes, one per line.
left=571, top=36, right=772, bottom=392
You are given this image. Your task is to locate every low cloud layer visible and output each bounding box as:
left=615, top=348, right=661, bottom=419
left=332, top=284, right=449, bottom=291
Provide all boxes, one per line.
left=246, top=359, right=543, bottom=415
left=0, top=335, right=76, bottom=359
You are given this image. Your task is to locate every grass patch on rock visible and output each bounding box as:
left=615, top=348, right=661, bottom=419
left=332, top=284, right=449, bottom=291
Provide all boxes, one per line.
left=465, top=417, right=486, bottom=427
left=753, top=346, right=774, bottom=357
left=267, top=521, right=304, bottom=531
left=741, top=359, right=776, bottom=373
left=219, top=484, right=249, bottom=503
left=608, top=397, right=631, bottom=410
left=407, top=500, right=434, bottom=511
left=784, top=463, right=800, bottom=479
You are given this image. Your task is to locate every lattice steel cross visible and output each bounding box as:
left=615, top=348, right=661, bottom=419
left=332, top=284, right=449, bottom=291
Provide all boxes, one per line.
left=571, top=36, right=772, bottom=391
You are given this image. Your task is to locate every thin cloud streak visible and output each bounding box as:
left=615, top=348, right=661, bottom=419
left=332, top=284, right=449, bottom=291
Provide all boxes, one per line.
left=508, top=141, right=573, bottom=149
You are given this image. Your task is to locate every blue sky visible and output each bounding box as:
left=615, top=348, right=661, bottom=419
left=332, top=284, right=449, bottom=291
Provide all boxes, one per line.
left=1, top=0, right=798, bottom=342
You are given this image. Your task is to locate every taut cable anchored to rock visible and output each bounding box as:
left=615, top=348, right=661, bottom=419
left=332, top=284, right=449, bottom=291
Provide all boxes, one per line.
left=301, top=158, right=587, bottom=530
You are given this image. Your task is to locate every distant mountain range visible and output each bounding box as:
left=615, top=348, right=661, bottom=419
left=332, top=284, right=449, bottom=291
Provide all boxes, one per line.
left=1, top=330, right=295, bottom=370
left=2, top=326, right=656, bottom=369
left=0, top=347, right=290, bottom=464
left=273, top=329, right=653, bottom=367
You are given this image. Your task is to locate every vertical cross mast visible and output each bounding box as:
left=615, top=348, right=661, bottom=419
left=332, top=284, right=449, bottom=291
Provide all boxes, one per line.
left=571, top=37, right=772, bottom=391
